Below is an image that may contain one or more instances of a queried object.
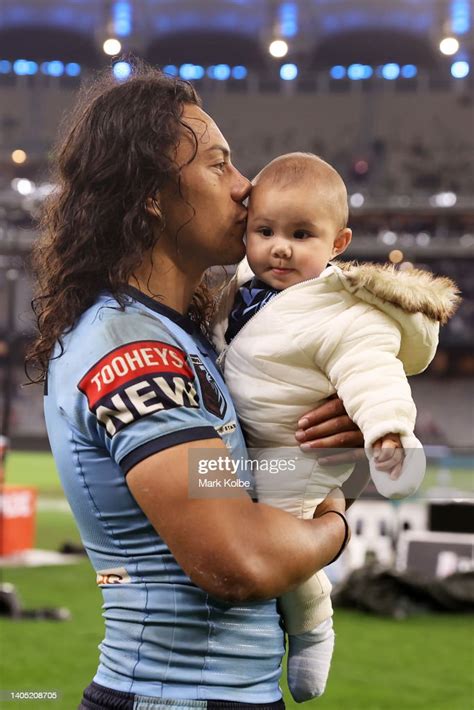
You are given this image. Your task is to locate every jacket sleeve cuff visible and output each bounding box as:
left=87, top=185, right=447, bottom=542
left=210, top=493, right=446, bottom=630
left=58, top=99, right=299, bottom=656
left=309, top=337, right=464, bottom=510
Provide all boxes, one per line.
left=363, top=420, right=415, bottom=449
left=369, top=437, right=426, bottom=499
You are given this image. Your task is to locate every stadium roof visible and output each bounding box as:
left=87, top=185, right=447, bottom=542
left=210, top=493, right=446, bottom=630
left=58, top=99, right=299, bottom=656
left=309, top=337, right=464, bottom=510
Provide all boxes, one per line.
left=1, top=0, right=470, bottom=68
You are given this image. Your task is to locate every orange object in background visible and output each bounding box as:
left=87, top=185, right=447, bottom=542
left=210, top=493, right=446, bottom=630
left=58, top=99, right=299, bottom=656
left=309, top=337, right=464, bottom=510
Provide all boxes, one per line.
left=0, top=485, right=37, bottom=556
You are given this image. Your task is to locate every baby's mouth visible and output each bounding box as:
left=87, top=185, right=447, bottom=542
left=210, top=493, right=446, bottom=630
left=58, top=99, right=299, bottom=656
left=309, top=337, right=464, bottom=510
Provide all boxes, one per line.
left=270, top=266, right=294, bottom=273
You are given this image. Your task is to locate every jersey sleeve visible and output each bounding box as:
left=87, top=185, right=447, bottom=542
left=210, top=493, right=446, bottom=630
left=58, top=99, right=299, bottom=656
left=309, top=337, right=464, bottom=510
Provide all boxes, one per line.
left=72, top=311, right=219, bottom=474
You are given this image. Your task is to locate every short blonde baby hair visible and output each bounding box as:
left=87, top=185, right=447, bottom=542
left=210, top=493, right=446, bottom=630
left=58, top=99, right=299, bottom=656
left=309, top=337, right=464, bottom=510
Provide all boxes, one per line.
left=252, top=152, right=349, bottom=230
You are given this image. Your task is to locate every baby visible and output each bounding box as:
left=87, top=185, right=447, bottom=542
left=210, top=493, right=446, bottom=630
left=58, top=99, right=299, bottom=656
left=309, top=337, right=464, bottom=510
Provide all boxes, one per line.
left=212, top=153, right=459, bottom=702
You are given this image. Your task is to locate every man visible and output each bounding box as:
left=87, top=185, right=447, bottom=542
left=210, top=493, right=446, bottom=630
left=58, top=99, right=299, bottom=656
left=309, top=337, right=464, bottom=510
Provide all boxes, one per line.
left=28, top=66, right=364, bottom=709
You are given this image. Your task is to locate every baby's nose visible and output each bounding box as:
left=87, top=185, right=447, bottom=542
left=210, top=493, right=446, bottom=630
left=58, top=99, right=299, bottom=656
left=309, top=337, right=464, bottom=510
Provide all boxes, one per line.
left=272, top=240, right=291, bottom=257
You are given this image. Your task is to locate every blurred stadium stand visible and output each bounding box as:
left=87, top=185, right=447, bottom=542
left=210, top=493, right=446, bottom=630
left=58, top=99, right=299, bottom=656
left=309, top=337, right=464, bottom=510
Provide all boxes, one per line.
left=0, top=0, right=473, bottom=448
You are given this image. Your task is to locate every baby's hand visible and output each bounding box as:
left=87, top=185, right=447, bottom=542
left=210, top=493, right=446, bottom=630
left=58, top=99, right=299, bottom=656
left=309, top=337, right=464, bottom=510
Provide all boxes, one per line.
left=372, top=433, right=404, bottom=480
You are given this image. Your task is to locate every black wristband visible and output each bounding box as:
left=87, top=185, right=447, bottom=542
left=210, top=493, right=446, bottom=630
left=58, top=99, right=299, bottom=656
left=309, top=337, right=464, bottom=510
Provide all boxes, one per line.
left=319, top=510, right=350, bottom=565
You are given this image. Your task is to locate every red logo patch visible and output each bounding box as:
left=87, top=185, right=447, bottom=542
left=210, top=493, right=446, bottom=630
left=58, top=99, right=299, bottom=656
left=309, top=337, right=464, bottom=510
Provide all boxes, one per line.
left=78, top=340, right=193, bottom=408
left=78, top=341, right=199, bottom=436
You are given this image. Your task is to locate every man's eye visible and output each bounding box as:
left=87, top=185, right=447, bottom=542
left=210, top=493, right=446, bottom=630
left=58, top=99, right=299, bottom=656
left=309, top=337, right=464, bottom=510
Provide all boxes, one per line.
left=294, top=230, right=311, bottom=239
left=214, top=162, right=226, bottom=171
left=258, top=227, right=273, bottom=237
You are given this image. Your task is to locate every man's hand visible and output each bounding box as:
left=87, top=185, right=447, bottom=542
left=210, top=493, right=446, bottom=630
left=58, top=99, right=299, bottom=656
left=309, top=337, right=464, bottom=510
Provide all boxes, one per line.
left=373, top=433, right=404, bottom=480
left=294, top=395, right=365, bottom=465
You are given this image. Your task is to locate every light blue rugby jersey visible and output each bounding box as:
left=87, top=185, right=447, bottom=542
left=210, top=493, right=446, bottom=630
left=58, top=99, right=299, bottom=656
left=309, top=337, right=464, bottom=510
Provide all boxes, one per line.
left=44, top=286, right=284, bottom=701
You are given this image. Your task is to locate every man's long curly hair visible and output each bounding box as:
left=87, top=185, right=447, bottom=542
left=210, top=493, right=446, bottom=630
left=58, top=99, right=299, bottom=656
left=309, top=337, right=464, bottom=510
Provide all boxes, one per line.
left=26, top=64, right=217, bottom=383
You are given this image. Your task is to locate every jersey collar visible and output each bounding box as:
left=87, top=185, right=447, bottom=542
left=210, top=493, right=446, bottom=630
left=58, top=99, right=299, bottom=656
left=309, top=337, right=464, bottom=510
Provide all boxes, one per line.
left=123, top=285, right=196, bottom=335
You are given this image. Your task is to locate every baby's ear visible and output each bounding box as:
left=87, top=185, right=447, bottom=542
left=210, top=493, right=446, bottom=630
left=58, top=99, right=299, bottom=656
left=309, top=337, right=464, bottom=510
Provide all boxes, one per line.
left=332, top=228, right=352, bottom=257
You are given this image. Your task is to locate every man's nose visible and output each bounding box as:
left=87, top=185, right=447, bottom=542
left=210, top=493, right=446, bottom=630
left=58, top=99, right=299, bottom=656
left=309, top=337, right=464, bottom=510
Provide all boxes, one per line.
left=231, top=168, right=252, bottom=202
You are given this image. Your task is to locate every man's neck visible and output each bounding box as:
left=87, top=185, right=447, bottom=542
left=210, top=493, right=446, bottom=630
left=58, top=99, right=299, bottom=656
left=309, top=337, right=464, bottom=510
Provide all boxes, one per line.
left=129, top=250, right=203, bottom=315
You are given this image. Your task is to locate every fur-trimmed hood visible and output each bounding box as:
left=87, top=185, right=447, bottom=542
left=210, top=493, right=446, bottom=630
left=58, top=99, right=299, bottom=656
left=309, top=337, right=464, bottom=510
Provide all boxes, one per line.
left=335, top=260, right=461, bottom=325
left=213, top=258, right=461, bottom=376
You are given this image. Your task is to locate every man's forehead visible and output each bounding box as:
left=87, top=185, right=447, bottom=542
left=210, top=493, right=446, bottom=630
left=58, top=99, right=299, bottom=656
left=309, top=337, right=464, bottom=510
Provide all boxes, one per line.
left=181, top=106, right=229, bottom=152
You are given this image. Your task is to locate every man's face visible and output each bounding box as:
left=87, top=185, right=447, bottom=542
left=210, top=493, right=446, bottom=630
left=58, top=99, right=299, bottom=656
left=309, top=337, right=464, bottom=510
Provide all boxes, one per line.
left=159, top=105, right=250, bottom=269
left=246, top=182, right=350, bottom=290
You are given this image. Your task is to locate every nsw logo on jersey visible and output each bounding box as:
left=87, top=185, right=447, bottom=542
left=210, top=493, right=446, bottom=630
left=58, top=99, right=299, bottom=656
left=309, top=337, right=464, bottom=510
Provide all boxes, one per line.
left=78, top=340, right=199, bottom=436
left=189, top=354, right=227, bottom=420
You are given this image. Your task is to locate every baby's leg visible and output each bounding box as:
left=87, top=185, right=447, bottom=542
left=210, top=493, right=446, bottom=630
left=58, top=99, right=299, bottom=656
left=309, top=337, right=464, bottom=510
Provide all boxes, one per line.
left=287, top=616, right=335, bottom=703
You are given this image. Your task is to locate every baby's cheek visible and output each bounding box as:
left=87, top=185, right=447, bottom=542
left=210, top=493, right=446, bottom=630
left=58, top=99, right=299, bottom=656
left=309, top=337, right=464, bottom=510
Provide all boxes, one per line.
left=245, top=237, right=261, bottom=266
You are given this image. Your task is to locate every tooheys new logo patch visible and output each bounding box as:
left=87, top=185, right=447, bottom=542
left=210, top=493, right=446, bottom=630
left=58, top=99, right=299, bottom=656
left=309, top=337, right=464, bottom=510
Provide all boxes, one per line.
left=78, top=340, right=199, bottom=436
left=189, top=354, right=227, bottom=420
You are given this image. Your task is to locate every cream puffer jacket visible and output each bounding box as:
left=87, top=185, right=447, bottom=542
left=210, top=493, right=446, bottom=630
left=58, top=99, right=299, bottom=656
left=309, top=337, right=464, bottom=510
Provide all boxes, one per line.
left=213, top=259, right=460, bottom=500
left=213, top=259, right=459, bottom=633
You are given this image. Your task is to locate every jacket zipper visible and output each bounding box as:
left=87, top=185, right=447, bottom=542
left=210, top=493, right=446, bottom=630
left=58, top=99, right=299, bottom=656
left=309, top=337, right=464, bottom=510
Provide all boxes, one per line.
left=217, top=265, right=339, bottom=369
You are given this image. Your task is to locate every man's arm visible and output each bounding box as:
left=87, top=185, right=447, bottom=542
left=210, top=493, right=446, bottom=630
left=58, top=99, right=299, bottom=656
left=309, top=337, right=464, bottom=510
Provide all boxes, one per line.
left=127, top=437, right=347, bottom=603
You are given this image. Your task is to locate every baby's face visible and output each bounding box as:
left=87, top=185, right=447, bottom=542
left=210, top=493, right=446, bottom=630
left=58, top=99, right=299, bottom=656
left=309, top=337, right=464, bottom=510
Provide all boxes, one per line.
left=246, top=182, right=347, bottom=290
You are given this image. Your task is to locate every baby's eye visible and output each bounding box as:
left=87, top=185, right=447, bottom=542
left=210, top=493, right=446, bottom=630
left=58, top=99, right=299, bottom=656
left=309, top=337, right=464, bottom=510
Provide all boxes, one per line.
left=293, top=230, right=311, bottom=239
left=258, top=227, right=273, bottom=237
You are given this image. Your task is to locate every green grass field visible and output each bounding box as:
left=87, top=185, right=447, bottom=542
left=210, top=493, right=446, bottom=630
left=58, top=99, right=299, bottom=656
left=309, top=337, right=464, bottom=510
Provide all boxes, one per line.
left=1, top=452, right=473, bottom=710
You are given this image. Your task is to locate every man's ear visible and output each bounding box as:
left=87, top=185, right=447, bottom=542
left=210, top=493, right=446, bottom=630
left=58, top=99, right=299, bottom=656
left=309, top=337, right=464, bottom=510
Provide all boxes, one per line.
left=332, top=228, right=352, bottom=257
left=145, top=195, right=162, bottom=220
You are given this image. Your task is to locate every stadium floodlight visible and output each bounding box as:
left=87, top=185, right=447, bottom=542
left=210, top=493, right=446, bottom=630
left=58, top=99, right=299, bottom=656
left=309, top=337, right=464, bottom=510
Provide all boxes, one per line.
left=14, top=178, right=35, bottom=196
left=388, top=249, right=404, bottom=264
left=163, top=65, right=178, bottom=76
left=279, top=2, right=298, bottom=38
left=103, top=38, right=122, bottom=56
left=416, top=232, right=431, bottom=246
left=280, top=63, right=298, bottom=80
left=401, top=64, right=417, bottom=78
left=232, top=65, right=248, bottom=79
left=113, top=61, right=131, bottom=80
left=65, top=63, right=81, bottom=77
left=11, top=150, right=27, bottom=165
left=211, top=64, right=231, bottom=80
left=430, top=191, right=457, bottom=207
left=451, top=60, right=469, bottom=78
left=47, top=61, right=64, bottom=77
left=179, top=64, right=194, bottom=80
left=330, top=65, right=346, bottom=79
left=193, top=65, right=205, bottom=80
left=348, top=64, right=362, bottom=80
left=451, top=0, right=471, bottom=34
left=269, top=40, right=288, bottom=58
left=347, top=64, right=372, bottom=80
left=113, top=1, right=132, bottom=37
left=13, top=59, right=37, bottom=76
left=13, top=60, right=28, bottom=75
left=354, top=159, right=369, bottom=175
left=350, top=193, right=365, bottom=208
left=439, top=37, right=460, bottom=55
left=179, top=64, right=205, bottom=80
left=382, top=63, right=400, bottom=80
left=380, top=230, right=397, bottom=245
